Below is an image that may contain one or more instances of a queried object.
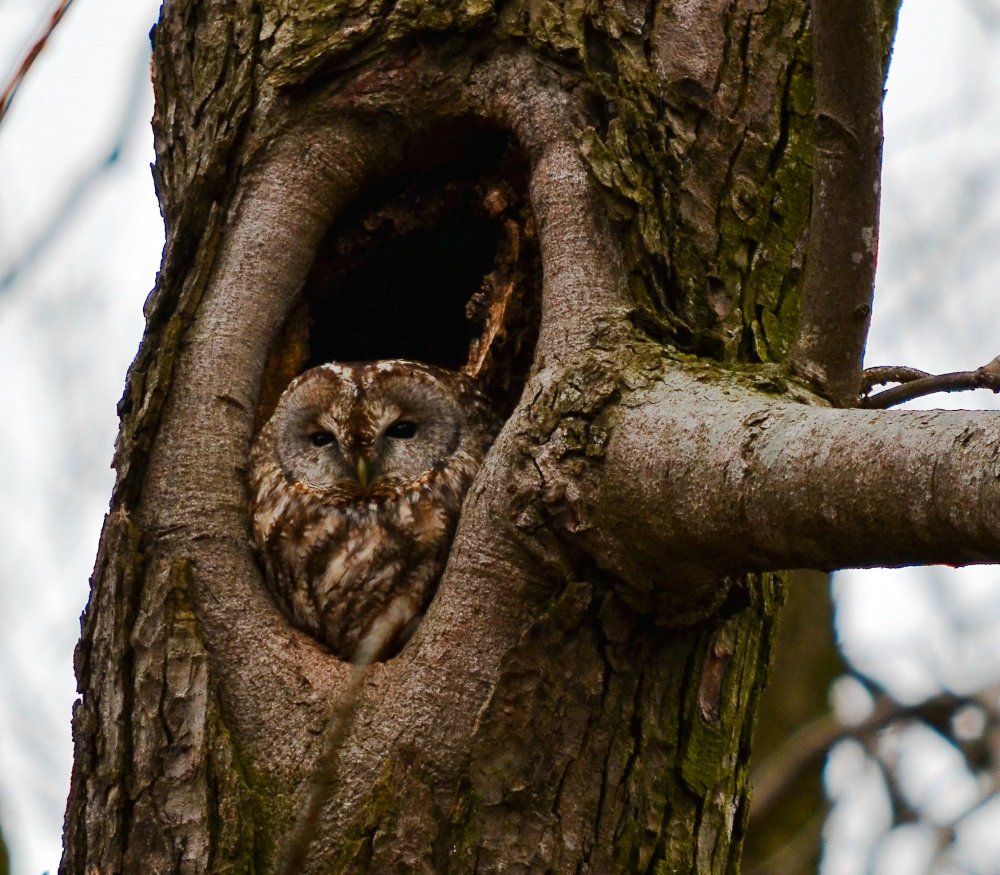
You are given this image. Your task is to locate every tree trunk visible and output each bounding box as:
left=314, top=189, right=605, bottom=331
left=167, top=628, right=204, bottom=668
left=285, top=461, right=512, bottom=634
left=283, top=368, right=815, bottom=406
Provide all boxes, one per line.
left=63, top=1, right=1000, bottom=873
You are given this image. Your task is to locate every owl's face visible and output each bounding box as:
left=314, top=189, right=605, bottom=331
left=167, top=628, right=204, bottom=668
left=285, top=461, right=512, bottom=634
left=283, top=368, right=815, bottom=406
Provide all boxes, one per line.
left=270, top=361, right=476, bottom=496
left=250, top=359, right=498, bottom=660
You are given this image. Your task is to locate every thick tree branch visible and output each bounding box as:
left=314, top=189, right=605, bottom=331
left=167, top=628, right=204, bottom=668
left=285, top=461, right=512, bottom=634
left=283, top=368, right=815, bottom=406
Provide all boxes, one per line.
left=788, top=0, right=883, bottom=405
left=557, top=363, right=1000, bottom=595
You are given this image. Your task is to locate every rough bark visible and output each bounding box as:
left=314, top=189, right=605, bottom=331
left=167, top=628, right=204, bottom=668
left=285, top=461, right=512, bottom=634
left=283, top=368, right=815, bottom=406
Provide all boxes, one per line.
left=59, top=1, right=986, bottom=873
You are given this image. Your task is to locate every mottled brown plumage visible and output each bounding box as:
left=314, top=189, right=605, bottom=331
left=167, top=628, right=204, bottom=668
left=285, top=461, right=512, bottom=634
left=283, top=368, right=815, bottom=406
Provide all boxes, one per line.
left=249, top=360, right=497, bottom=663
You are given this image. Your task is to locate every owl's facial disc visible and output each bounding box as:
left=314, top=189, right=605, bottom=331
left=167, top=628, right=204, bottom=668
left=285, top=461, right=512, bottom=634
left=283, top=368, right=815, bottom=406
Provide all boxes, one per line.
left=269, top=361, right=481, bottom=499
left=272, top=382, right=357, bottom=491
left=367, top=391, right=461, bottom=486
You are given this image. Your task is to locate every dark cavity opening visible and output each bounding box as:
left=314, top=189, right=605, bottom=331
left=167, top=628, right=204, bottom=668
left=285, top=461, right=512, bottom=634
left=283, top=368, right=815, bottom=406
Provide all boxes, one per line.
left=259, top=122, right=540, bottom=425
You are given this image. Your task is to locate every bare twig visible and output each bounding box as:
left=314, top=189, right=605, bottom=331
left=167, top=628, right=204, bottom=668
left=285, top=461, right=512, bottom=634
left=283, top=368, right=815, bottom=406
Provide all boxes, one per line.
left=0, top=0, right=78, bottom=129
left=787, top=0, right=884, bottom=406
left=860, top=365, right=931, bottom=394
left=861, top=356, right=1000, bottom=408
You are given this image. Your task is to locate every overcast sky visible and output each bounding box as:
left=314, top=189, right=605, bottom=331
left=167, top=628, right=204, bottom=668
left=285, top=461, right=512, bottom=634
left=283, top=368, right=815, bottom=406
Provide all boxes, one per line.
left=1, top=1, right=999, bottom=873
left=0, top=1, right=161, bottom=871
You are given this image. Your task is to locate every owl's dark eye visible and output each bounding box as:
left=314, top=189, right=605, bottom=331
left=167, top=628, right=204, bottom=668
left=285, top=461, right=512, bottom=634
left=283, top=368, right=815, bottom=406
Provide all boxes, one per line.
left=310, top=431, right=335, bottom=447
left=385, top=420, right=418, bottom=439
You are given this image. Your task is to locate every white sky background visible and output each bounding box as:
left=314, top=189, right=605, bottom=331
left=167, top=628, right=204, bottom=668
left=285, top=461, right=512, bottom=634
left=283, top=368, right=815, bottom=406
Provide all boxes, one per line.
left=0, top=1, right=162, bottom=872
left=0, top=0, right=998, bottom=873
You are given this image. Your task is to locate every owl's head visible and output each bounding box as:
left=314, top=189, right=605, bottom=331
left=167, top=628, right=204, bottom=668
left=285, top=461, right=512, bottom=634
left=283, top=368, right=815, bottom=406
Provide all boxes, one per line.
left=265, top=360, right=495, bottom=496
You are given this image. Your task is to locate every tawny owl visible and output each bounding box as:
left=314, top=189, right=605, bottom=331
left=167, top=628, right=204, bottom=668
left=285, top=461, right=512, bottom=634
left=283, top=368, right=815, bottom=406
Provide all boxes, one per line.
left=249, top=360, right=498, bottom=663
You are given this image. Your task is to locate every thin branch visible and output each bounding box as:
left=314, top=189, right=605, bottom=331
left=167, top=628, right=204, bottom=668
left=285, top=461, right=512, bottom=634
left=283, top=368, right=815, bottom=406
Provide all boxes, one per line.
left=861, top=356, right=1000, bottom=408
left=787, top=0, right=884, bottom=406
left=751, top=706, right=878, bottom=823
left=0, top=0, right=78, bottom=129
left=860, top=365, right=931, bottom=394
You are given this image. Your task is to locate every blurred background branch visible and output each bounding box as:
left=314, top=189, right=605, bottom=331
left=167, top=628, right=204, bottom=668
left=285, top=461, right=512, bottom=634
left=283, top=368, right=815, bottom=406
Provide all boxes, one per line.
left=0, top=41, right=151, bottom=294
left=0, top=0, right=76, bottom=127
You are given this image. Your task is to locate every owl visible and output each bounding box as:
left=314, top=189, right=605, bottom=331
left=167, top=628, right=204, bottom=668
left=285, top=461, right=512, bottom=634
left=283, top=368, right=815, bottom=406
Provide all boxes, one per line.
left=249, top=360, right=498, bottom=664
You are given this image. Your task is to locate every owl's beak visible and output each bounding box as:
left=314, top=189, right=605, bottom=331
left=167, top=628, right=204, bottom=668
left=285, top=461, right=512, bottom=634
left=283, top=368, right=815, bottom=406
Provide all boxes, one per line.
left=355, top=457, right=371, bottom=489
